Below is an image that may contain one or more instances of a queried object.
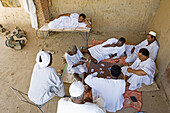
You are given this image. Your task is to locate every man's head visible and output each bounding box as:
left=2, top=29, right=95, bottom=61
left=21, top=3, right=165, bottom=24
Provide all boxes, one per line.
left=78, top=13, right=86, bottom=23
left=117, top=37, right=126, bottom=47
left=39, top=53, right=52, bottom=66
left=68, top=45, right=77, bottom=55
left=36, top=51, right=52, bottom=67
left=111, top=65, right=121, bottom=78
left=69, top=81, right=85, bottom=103
left=138, top=48, right=150, bottom=61
left=147, top=31, right=156, bottom=44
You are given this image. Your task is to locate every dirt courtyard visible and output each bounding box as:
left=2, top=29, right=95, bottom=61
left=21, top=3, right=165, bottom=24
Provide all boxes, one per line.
left=0, top=26, right=169, bottom=113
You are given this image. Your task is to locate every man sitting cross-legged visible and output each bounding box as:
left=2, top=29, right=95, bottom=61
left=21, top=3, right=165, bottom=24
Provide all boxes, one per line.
left=57, top=81, right=106, bottom=113
left=65, top=45, right=87, bottom=83
left=125, top=31, right=159, bottom=63
left=85, top=65, right=126, bottom=112
left=82, top=37, right=126, bottom=64
left=122, top=48, right=156, bottom=90
left=28, top=51, right=65, bottom=105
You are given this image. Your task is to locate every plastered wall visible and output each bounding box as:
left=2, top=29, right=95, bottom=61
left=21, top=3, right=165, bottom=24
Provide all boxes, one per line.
left=147, top=0, right=170, bottom=101
left=51, top=0, right=160, bottom=34
left=0, top=0, right=44, bottom=29
left=0, top=0, right=30, bottom=26
left=0, top=0, right=160, bottom=34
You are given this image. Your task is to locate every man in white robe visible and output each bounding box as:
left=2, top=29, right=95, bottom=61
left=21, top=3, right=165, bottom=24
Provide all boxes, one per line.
left=122, top=48, right=156, bottom=90
left=57, top=81, right=106, bottom=113
left=85, top=65, right=126, bottom=112
left=28, top=51, right=65, bottom=105
left=48, top=13, right=91, bottom=29
left=65, top=45, right=87, bottom=83
left=125, top=31, right=159, bottom=63
left=82, top=37, right=126, bottom=64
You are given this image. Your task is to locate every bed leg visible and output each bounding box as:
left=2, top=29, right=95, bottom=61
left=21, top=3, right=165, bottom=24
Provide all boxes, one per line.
left=85, top=32, right=88, bottom=48
left=42, top=31, right=49, bottom=48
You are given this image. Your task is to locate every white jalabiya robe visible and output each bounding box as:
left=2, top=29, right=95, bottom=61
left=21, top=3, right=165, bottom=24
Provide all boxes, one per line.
left=57, top=97, right=106, bottom=113
left=125, top=39, right=159, bottom=63
left=122, top=58, right=156, bottom=90
left=23, top=0, right=38, bottom=30
left=85, top=72, right=126, bottom=112
left=28, top=52, right=65, bottom=105
left=48, top=13, right=87, bottom=29
left=88, top=38, right=125, bottom=63
left=65, top=48, right=87, bottom=75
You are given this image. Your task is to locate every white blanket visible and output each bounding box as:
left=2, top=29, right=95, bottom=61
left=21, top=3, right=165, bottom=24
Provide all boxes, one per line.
left=88, top=38, right=125, bottom=63
left=122, top=58, right=156, bottom=90
left=85, top=72, right=126, bottom=112
left=48, top=13, right=87, bottom=29
left=125, top=40, right=159, bottom=63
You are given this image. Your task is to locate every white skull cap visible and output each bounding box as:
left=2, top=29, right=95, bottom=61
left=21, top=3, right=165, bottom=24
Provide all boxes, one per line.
left=149, top=31, right=156, bottom=37
left=69, top=81, right=84, bottom=97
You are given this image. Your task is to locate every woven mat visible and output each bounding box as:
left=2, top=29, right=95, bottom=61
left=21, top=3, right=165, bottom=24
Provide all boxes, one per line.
left=123, top=88, right=142, bottom=111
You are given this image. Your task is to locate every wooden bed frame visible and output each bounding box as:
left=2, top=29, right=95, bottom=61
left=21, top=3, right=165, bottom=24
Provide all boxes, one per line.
left=38, top=18, right=92, bottom=48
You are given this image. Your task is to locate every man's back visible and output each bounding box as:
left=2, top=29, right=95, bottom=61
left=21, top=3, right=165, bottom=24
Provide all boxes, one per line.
left=85, top=73, right=126, bottom=112
left=57, top=97, right=105, bottom=113
left=93, top=79, right=125, bottom=112
left=28, top=64, right=64, bottom=105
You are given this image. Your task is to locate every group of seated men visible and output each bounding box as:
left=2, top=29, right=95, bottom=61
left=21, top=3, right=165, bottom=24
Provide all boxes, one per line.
left=28, top=13, right=159, bottom=113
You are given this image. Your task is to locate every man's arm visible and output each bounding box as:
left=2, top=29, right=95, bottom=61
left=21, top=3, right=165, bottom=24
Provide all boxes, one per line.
left=50, top=69, right=65, bottom=97
left=103, top=43, right=116, bottom=47
left=131, top=47, right=135, bottom=54
left=56, top=13, right=71, bottom=19
left=101, top=38, right=118, bottom=46
left=127, top=68, right=147, bottom=76
left=150, top=45, right=159, bottom=61
left=83, top=19, right=91, bottom=28
left=135, top=39, right=147, bottom=49
left=72, top=61, right=84, bottom=67
left=85, top=72, right=99, bottom=88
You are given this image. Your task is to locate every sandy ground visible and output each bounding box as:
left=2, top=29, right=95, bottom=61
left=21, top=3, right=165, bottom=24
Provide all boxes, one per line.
left=0, top=26, right=169, bottom=113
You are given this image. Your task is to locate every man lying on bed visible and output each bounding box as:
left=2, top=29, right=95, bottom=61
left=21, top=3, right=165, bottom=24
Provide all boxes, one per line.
left=48, top=13, right=91, bottom=29
left=81, top=37, right=126, bottom=64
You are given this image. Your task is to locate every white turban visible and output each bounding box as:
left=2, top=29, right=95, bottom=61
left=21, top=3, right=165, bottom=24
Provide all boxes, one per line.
left=36, top=51, right=51, bottom=68
left=149, top=31, right=156, bottom=37
left=69, top=81, right=84, bottom=97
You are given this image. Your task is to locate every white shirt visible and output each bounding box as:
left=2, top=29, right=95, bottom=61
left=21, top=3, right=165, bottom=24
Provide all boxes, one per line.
left=135, top=39, right=159, bottom=61
left=122, top=58, right=156, bottom=90
left=130, top=58, right=156, bottom=79
left=65, top=48, right=87, bottom=74
left=57, top=97, right=105, bottom=113
left=28, top=64, right=65, bottom=105
left=88, top=38, right=125, bottom=63
left=85, top=72, right=126, bottom=112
